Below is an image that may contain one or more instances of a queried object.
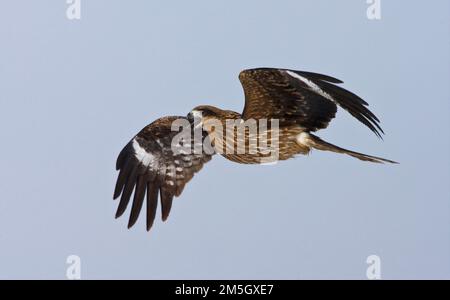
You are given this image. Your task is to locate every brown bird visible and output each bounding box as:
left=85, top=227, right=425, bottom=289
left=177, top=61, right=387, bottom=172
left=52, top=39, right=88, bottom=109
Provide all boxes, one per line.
left=113, top=68, right=397, bottom=232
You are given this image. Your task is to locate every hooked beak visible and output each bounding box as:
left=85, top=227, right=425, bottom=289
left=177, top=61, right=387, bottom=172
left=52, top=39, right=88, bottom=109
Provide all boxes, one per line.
left=187, top=111, right=203, bottom=130
left=187, top=112, right=195, bottom=124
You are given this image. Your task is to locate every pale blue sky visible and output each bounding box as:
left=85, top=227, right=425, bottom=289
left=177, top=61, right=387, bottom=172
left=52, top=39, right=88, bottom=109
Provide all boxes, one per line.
left=0, top=0, right=449, bottom=279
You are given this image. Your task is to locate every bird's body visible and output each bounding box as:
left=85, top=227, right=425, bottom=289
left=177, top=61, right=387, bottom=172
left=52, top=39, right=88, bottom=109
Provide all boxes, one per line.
left=190, top=106, right=309, bottom=164
left=113, top=68, right=397, bottom=232
left=220, top=124, right=309, bottom=164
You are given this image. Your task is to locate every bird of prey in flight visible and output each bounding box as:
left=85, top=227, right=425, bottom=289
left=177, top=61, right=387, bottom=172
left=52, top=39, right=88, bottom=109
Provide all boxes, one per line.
left=113, top=68, right=397, bottom=232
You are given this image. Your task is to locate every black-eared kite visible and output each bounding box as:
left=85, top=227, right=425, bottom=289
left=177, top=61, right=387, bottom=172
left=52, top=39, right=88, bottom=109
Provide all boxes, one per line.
left=113, top=68, right=397, bottom=232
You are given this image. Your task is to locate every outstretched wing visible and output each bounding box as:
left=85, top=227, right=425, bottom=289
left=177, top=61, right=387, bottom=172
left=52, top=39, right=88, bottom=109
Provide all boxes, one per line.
left=239, top=68, right=384, bottom=137
left=113, top=116, right=214, bottom=231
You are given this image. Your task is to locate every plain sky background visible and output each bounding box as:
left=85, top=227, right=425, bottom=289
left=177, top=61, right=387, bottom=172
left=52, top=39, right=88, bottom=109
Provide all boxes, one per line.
left=0, top=0, right=449, bottom=279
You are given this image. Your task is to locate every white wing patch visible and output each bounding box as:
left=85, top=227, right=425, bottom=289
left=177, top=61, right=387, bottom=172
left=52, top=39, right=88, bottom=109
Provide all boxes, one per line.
left=285, top=70, right=336, bottom=103
left=132, top=139, right=157, bottom=170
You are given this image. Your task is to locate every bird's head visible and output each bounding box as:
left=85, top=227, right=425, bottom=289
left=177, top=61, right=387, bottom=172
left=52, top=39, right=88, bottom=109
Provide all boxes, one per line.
left=187, top=105, right=241, bottom=131
left=188, top=105, right=221, bottom=119
left=187, top=105, right=224, bottom=127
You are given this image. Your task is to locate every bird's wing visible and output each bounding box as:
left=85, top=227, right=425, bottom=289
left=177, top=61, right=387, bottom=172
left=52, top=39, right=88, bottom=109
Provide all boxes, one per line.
left=113, top=116, right=214, bottom=231
left=239, top=68, right=384, bottom=137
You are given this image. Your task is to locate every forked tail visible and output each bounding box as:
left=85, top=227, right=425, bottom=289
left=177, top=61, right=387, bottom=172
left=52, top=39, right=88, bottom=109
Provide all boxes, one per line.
left=304, top=133, right=398, bottom=164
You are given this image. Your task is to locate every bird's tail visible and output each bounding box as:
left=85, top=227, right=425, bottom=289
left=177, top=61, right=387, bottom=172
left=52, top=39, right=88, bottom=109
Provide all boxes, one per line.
left=304, top=133, right=398, bottom=164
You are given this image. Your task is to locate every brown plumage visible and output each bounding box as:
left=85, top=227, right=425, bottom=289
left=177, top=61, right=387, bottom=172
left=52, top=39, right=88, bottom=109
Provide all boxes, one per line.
left=114, top=116, right=212, bottom=231
left=113, top=68, right=397, bottom=232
